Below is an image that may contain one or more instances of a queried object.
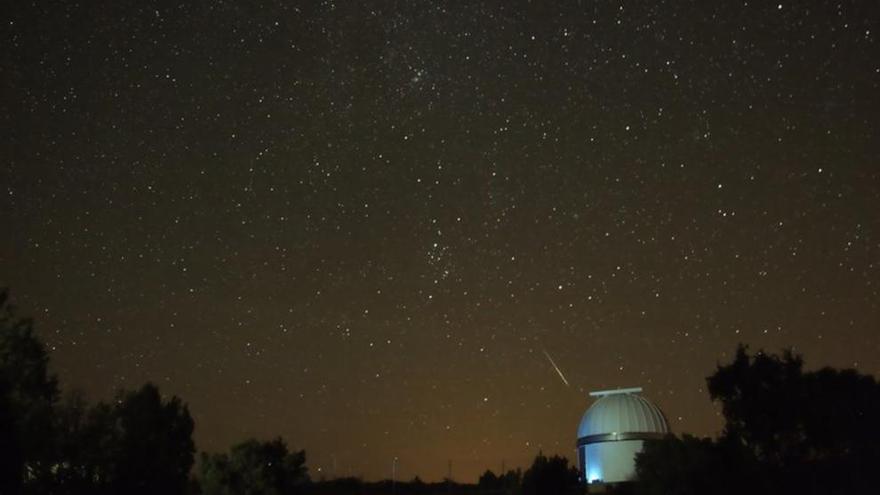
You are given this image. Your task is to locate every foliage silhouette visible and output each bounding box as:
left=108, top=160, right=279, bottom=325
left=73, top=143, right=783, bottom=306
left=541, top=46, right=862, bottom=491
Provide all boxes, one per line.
left=635, top=434, right=755, bottom=495
left=45, top=384, right=194, bottom=495
left=0, top=289, right=60, bottom=494
left=478, top=469, right=499, bottom=490
left=110, top=383, right=196, bottom=494
left=0, top=289, right=195, bottom=495
left=200, top=437, right=309, bottom=495
left=636, top=345, right=880, bottom=495
left=476, top=468, right=520, bottom=493
left=49, top=391, right=111, bottom=494
left=499, top=468, right=522, bottom=492
left=520, top=452, right=580, bottom=495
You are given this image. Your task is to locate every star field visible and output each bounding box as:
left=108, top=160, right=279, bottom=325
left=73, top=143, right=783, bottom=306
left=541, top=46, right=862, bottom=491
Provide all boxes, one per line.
left=3, top=0, right=879, bottom=482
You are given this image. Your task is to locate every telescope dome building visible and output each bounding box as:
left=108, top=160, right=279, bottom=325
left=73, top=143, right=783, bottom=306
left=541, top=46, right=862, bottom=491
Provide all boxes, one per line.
left=576, top=387, right=669, bottom=486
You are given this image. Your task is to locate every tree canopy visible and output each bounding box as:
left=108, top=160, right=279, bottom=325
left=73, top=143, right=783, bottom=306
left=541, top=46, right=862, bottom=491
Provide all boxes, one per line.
left=0, top=289, right=195, bottom=495
left=636, top=345, right=880, bottom=495
left=477, top=468, right=521, bottom=493
left=0, top=290, right=60, bottom=493
left=520, top=452, right=580, bottom=495
left=200, top=437, right=309, bottom=495
left=108, top=383, right=196, bottom=494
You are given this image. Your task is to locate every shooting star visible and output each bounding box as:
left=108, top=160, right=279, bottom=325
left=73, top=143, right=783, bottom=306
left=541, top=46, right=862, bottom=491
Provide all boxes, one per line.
left=542, top=349, right=570, bottom=387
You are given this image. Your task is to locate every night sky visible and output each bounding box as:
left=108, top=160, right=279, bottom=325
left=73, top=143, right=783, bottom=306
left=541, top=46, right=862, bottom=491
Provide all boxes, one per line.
left=3, top=0, right=879, bottom=483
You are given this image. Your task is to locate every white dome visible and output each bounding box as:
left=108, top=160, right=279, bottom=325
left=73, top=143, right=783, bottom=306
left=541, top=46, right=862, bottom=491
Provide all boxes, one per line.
left=577, top=389, right=669, bottom=439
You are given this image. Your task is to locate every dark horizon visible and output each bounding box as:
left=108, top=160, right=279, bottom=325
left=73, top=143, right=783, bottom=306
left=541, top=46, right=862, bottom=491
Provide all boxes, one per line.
left=3, top=0, right=878, bottom=483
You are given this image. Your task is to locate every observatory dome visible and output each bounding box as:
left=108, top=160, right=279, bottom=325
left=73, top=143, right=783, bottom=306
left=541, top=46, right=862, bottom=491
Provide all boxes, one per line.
left=576, top=388, right=669, bottom=486
left=577, top=389, right=669, bottom=439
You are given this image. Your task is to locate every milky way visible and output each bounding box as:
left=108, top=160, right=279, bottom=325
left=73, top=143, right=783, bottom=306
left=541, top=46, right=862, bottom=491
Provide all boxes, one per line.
left=3, top=1, right=878, bottom=482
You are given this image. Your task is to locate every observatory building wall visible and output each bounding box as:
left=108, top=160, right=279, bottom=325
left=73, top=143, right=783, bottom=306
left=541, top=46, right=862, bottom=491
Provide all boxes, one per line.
left=583, top=440, right=644, bottom=483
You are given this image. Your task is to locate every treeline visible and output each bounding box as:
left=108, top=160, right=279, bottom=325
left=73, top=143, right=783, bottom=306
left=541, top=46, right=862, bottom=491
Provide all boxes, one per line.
left=0, top=290, right=582, bottom=495
left=8, top=286, right=879, bottom=495
left=0, top=291, right=198, bottom=495
left=307, top=454, right=579, bottom=495
left=0, top=290, right=319, bottom=495
left=634, top=346, right=880, bottom=495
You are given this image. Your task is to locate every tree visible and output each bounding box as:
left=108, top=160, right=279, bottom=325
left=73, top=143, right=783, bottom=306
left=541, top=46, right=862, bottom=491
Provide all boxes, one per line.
left=200, top=437, right=309, bottom=495
left=707, top=346, right=807, bottom=466
left=49, top=391, right=112, bottom=494
left=478, top=469, right=499, bottom=490
left=477, top=468, right=519, bottom=493
left=707, top=345, right=880, bottom=494
left=0, top=292, right=196, bottom=495
left=0, top=374, right=23, bottom=494
left=636, top=345, right=880, bottom=495
left=408, top=475, right=426, bottom=495
left=0, top=289, right=60, bottom=493
left=520, top=452, right=580, bottom=495
left=498, top=468, right=522, bottom=491
left=108, top=383, right=195, bottom=495
left=51, top=383, right=196, bottom=495
left=635, top=435, right=754, bottom=495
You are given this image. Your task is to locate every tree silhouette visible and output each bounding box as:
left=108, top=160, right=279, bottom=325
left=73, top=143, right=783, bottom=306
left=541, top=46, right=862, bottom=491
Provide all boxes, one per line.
left=499, top=468, right=522, bottom=491
left=200, top=437, right=309, bottom=495
left=109, top=383, right=195, bottom=495
left=520, top=452, right=580, bottom=495
left=0, top=289, right=60, bottom=493
left=0, top=293, right=195, bottom=495
left=0, top=374, right=23, bottom=494
left=708, top=345, right=880, bottom=494
left=636, top=345, right=880, bottom=495
left=47, top=384, right=195, bottom=495
left=707, top=346, right=808, bottom=466
left=635, top=434, right=755, bottom=495
left=50, top=390, right=108, bottom=494
left=478, top=469, right=499, bottom=490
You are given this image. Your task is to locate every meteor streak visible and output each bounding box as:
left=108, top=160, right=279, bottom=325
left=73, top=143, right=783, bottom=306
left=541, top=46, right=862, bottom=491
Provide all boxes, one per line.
left=542, top=349, right=570, bottom=387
